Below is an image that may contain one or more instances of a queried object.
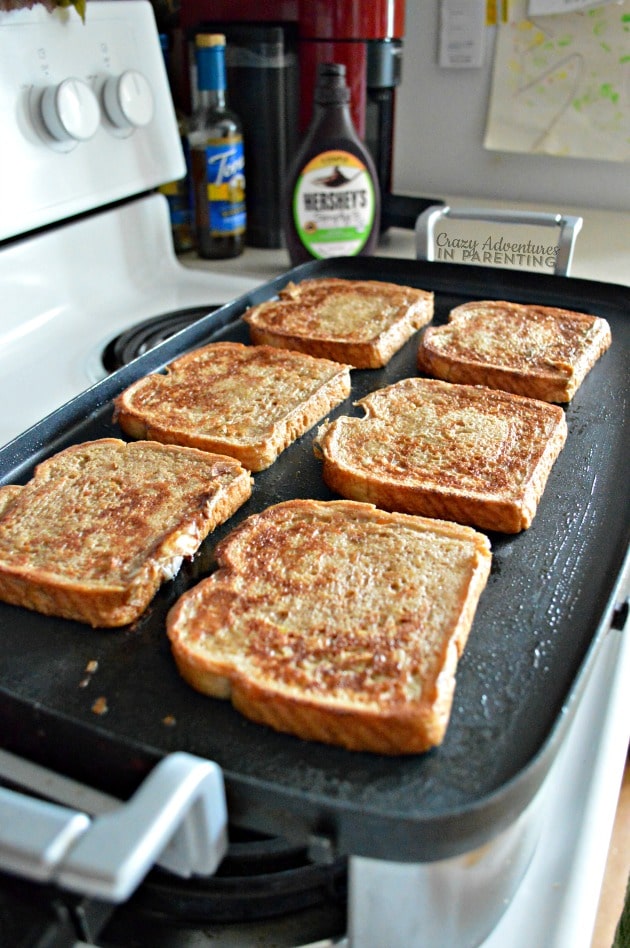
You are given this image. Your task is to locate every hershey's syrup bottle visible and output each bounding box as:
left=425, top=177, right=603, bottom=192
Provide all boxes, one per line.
left=189, top=33, right=246, bottom=259
left=284, top=62, right=380, bottom=265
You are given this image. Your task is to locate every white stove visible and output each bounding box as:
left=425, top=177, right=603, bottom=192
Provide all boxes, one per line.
left=0, top=0, right=257, bottom=450
left=0, top=4, right=628, bottom=948
left=0, top=193, right=257, bottom=449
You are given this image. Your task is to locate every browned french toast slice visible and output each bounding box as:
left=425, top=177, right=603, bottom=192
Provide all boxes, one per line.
left=0, top=438, right=252, bottom=627
left=114, top=342, right=351, bottom=472
left=167, top=498, right=492, bottom=755
left=314, top=377, right=568, bottom=533
left=417, top=299, right=611, bottom=402
left=242, top=277, right=434, bottom=368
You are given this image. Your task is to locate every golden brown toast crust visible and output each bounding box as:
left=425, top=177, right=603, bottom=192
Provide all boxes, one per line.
left=417, top=300, right=612, bottom=402
left=314, top=378, right=567, bottom=533
left=242, top=277, right=434, bottom=368
left=0, top=439, right=252, bottom=627
left=167, top=499, right=492, bottom=754
left=114, top=342, right=351, bottom=472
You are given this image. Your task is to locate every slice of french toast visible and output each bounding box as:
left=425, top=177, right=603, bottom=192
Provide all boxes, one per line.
left=167, top=498, right=492, bottom=755
left=242, top=277, right=434, bottom=368
left=417, top=299, right=611, bottom=402
left=0, top=438, right=252, bottom=627
left=314, top=377, right=568, bottom=533
left=114, top=342, right=351, bottom=472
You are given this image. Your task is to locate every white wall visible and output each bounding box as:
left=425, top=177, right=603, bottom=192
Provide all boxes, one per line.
left=392, top=2, right=630, bottom=212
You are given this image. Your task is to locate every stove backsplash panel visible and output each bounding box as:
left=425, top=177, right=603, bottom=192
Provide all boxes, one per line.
left=0, top=0, right=184, bottom=241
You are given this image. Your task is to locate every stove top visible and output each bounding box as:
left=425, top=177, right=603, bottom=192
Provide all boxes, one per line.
left=101, top=305, right=221, bottom=374
left=0, top=194, right=258, bottom=449
left=0, top=822, right=347, bottom=948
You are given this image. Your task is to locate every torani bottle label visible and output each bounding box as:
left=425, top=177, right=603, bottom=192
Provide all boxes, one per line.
left=198, top=134, right=246, bottom=236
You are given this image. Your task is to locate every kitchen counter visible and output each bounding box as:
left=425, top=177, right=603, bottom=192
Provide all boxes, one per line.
left=181, top=197, right=630, bottom=289
left=181, top=197, right=629, bottom=948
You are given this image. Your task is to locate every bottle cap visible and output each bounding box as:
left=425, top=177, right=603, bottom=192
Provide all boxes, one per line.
left=196, top=34, right=226, bottom=48
left=195, top=33, right=227, bottom=91
left=314, top=62, right=351, bottom=106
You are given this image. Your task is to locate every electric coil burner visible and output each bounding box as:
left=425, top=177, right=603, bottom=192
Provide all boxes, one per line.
left=100, top=829, right=347, bottom=947
left=101, top=306, right=220, bottom=373
left=0, top=814, right=348, bottom=947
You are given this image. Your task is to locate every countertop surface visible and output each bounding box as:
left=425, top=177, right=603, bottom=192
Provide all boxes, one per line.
left=181, top=196, right=630, bottom=289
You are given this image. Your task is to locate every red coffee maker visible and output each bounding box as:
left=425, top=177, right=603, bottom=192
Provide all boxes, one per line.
left=172, top=0, right=435, bottom=244
left=178, top=0, right=403, bottom=178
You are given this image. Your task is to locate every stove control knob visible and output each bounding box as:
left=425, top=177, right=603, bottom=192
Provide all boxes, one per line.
left=102, top=70, right=154, bottom=130
left=40, top=78, right=101, bottom=143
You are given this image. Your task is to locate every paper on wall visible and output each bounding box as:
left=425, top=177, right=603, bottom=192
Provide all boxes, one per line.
left=484, top=0, right=630, bottom=161
left=528, top=0, right=620, bottom=14
left=439, top=0, right=487, bottom=67
left=528, top=1, right=618, bottom=15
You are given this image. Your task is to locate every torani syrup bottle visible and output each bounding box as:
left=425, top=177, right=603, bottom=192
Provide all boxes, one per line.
left=189, top=34, right=246, bottom=259
left=284, top=62, right=380, bottom=265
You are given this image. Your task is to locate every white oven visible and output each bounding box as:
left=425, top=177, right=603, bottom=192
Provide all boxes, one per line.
left=0, top=3, right=628, bottom=947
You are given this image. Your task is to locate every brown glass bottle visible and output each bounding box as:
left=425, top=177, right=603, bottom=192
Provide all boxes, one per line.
left=158, top=33, right=195, bottom=254
left=283, top=62, right=380, bottom=266
left=189, top=34, right=246, bottom=259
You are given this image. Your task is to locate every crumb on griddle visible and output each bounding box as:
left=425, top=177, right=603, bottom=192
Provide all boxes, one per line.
left=91, top=696, right=108, bottom=715
left=79, top=658, right=99, bottom=688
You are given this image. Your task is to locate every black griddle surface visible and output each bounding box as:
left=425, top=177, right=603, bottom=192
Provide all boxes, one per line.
left=0, top=257, right=628, bottom=863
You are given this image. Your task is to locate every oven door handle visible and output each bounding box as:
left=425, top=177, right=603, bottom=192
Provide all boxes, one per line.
left=0, top=751, right=227, bottom=903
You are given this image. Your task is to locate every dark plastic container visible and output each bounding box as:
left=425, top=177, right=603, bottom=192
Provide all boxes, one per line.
left=221, top=24, right=299, bottom=249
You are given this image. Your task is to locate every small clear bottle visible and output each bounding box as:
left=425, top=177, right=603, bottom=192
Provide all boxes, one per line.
left=189, top=34, right=246, bottom=259
left=284, top=62, right=380, bottom=265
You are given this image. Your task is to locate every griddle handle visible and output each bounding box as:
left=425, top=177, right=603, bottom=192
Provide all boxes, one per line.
left=0, top=752, right=227, bottom=903
left=381, top=192, right=445, bottom=230
left=415, top=205, right=583, bottom=276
